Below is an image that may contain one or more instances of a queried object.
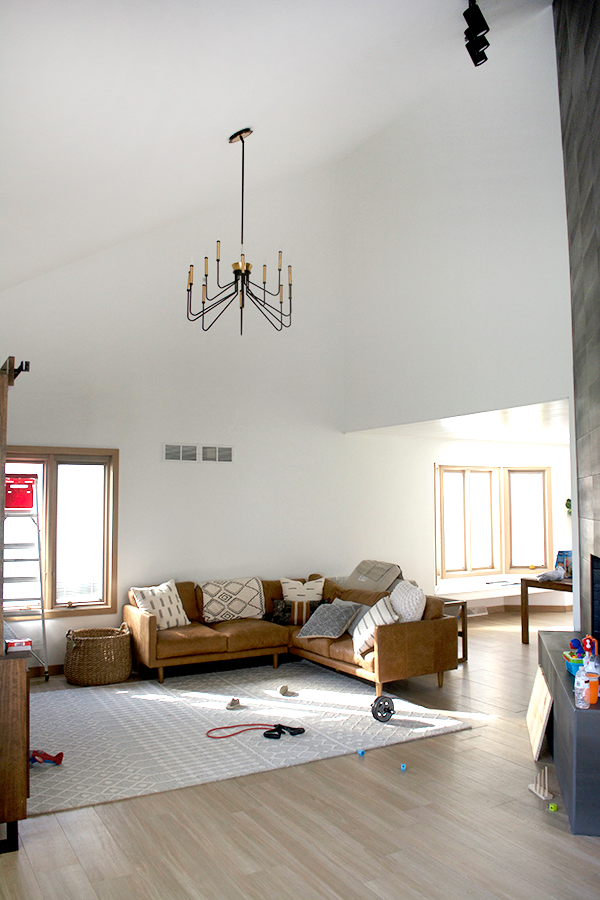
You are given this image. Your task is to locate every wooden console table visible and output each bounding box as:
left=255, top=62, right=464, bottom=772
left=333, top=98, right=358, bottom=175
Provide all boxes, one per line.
left=0, top=655, right=29, bottom=853
left=520, top=578, right=572, bottom=644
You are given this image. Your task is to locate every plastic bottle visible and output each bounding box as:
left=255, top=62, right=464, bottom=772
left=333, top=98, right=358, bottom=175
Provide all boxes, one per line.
left=574, top=667, right=590, bottom=709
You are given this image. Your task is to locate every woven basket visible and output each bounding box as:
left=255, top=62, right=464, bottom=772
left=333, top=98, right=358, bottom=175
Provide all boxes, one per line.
left=64, top=623, right=132, bottom=686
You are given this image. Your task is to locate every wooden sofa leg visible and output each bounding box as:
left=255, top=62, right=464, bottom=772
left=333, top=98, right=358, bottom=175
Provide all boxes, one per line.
left=375, top=681, right=383, bottom=696
left=273, top=653, right=279, bottom=670
left=437, top=671, right=444, bottom=687
left=158, top=666, right=164, bottom=684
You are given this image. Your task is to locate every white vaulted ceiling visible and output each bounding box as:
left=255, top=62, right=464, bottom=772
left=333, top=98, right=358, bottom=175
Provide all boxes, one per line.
left=0, top=0, right=551, bottom=291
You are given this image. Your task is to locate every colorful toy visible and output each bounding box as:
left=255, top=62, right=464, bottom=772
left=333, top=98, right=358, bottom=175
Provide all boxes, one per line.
left=358, top=749, right=365, bottom=757
left=563, top=649, right=584, bottom=676
left=400, top=763, right=407, bottom=771
left=30, top=750, right=63, bottom=765
left=549, top=803, right=558, bottom=812
left=569, top=638, right=584, bottom=656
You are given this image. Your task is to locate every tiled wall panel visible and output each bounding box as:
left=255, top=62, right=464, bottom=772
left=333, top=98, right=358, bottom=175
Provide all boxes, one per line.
left=554, top=0, right=600, bottom=635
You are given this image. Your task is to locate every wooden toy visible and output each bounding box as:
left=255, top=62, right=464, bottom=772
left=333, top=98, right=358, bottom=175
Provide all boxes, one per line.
left=528, top=766, right=553, bottom=800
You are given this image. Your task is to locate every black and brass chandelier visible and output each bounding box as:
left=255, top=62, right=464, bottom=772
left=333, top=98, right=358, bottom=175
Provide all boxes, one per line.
left=187, top=128, right=292, bottom=334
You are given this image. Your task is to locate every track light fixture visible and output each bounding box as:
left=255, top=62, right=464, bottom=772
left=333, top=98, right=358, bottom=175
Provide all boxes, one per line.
left=186, top=128, right=292, bottom=335
left=463, top=0, right=489, bottom=66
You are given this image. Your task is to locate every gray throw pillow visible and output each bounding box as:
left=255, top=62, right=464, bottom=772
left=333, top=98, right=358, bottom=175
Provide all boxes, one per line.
left=297, top=599, right=364, bottom=639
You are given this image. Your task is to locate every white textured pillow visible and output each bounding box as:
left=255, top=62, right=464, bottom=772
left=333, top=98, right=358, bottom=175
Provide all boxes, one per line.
left=281, top=578, right=325, bottom=603
left=130, top=579, right=191, bottom=630
left=349, top=596, right=399, bottom=655
left=389, top=581, right=426, bottom=622
left=201, top=577, right=265, bottom=623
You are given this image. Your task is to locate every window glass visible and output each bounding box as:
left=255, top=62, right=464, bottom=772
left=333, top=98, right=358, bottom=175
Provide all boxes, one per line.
left=56, top=463, right=105, bottom=605
left=509, top=470, right=546, bottom=568
left=442, top=470, right=466, bottom=571
left=470, top=470, right=493, bottom=570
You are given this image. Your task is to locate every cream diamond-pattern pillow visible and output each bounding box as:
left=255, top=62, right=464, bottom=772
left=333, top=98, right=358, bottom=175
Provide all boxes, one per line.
left=201, top=578, right=265, bottom=623
left=130, top=579, right=191, bottom=630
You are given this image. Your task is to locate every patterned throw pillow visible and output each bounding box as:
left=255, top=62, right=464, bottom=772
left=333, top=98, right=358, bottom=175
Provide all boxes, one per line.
left=130, top=579, right=191, bottom=631
left=271, top=598, right=321, bottom=626
left=281, top=577, right=325, bottom=602
left=349, top=596, right=399, bottom=655
left=389, top=581, right=426, bottom=622
left=297, top=598, right=364, bottom=639
left=201, top=577, right=265, bottom=623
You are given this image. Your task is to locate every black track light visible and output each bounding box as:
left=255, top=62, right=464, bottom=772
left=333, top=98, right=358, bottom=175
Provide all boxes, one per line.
left=463, top=1, right=490, bottom=66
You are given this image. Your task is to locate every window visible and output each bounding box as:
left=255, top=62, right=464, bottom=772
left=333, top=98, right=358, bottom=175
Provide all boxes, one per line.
left=435, top=465, right=552, bottom=581
left=5, top=447, right=118, bottom=617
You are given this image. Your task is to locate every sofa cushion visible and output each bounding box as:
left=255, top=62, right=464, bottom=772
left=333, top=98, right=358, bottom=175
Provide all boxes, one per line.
left=349, top=596, right=399, bottom=655
left=389, top=581, right=426, bottom=622
left=260, top=579, right=283, bottom=616
left=289, top=628, right=335, bottom=657
left=209, top=618, right=289, bottom=652
left=130, top=579, right=191, bottom=630
left=155, top=623, right=228, bottom=659
left=322, top=579, right=390, bottom=607
left=328, top=637, right=375, bottom=672
left=422, top=596, right=444, bottom=619
left=297, top=599, right=363, bottom=639
left=175, top=581, right=202, bottom=622
left=200, top=577, right=265, bottom=623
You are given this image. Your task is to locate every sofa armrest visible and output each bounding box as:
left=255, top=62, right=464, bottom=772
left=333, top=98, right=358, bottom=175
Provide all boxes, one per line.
left=373, top=615, right=458, bottom=685
left=123, top=603, right=158, bottom=669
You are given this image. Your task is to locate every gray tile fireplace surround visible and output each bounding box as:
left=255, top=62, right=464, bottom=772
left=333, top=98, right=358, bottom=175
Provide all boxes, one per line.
left=538, top=631, right=600, bottom=835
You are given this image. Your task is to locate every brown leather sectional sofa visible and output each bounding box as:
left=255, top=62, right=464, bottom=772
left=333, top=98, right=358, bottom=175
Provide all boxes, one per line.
left=123, top=578, right=458, bottom=695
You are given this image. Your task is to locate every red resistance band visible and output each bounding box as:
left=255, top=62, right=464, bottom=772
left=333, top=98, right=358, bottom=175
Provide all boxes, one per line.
left=206, top=724, right=275, bottom=739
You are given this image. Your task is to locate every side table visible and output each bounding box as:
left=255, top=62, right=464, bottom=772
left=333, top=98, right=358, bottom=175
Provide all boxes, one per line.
left=520, top=578, right=572, bottom=644
left=442, top=599, right=468, bottom=663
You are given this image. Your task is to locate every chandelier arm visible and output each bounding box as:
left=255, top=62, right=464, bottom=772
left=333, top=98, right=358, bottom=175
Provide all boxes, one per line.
left=188, top=284, right=238, bottom=320
left=245, top=293, right=284, bottom=331
left=246, top=284, right=292, bottom=318
left=201, top=294, right=239, bottom=332
left=247, top=279, right=282, bottom=299
left=204, top=281, right=237, bottom=302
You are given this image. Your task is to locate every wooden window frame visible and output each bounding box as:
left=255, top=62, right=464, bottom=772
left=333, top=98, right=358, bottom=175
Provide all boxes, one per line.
left=5, top=446, right=119, bottom=618
left=436, top=465, right=502, bottom=580
left=503, top=467, right=553, bottom=575
left=435, top=464, right=552, bottom=582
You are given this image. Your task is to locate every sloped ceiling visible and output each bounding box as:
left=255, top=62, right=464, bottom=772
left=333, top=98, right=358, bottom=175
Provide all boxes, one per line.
left=0, top=0, right=551, bottom=291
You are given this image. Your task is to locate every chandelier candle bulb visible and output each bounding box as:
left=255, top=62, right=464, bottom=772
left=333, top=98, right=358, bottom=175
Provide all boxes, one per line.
left=188, top=265, right=193, bottom=288
left=280, top=285, right=283, bottom=304
left=216, top=241, right=220, bottom=261
left=202, top=283, right=206, bottom=304
left=278, top=251, right=282, bottom=271
left=204, top=257, right=208, bottom=276
left=263, top=264, right=267, bottom=283
left=288, top=266, right=292, bottom=285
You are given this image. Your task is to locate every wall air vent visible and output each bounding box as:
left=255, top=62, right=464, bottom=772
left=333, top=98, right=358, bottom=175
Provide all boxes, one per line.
left=181, top=444, right=198, bottom=462
left=164, top=444, right=233, bottom=462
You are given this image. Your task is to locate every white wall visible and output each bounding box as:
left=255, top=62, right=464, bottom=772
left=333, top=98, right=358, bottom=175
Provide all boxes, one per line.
left=341, top=432, right=573, bottom=609
left=341, top=8, right=573, bottom=432
left=1, top=161, right=354, bottom=664
left=1, top=8, right=576, bottom=665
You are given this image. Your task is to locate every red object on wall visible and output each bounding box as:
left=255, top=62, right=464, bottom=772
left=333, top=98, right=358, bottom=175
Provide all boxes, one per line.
left=4, top=475, right=37, bottom=509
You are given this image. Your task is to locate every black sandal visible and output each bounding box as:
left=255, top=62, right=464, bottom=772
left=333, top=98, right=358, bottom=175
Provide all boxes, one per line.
left=263, top=723, right=305, bottom=739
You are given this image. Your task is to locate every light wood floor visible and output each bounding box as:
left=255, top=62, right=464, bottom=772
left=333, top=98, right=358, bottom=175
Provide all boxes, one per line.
left=3, top=609, right=600, bottom=900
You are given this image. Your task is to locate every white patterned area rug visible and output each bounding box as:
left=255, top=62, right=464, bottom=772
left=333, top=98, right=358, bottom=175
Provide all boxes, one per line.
left=28, top=660, right=467, bottom=815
